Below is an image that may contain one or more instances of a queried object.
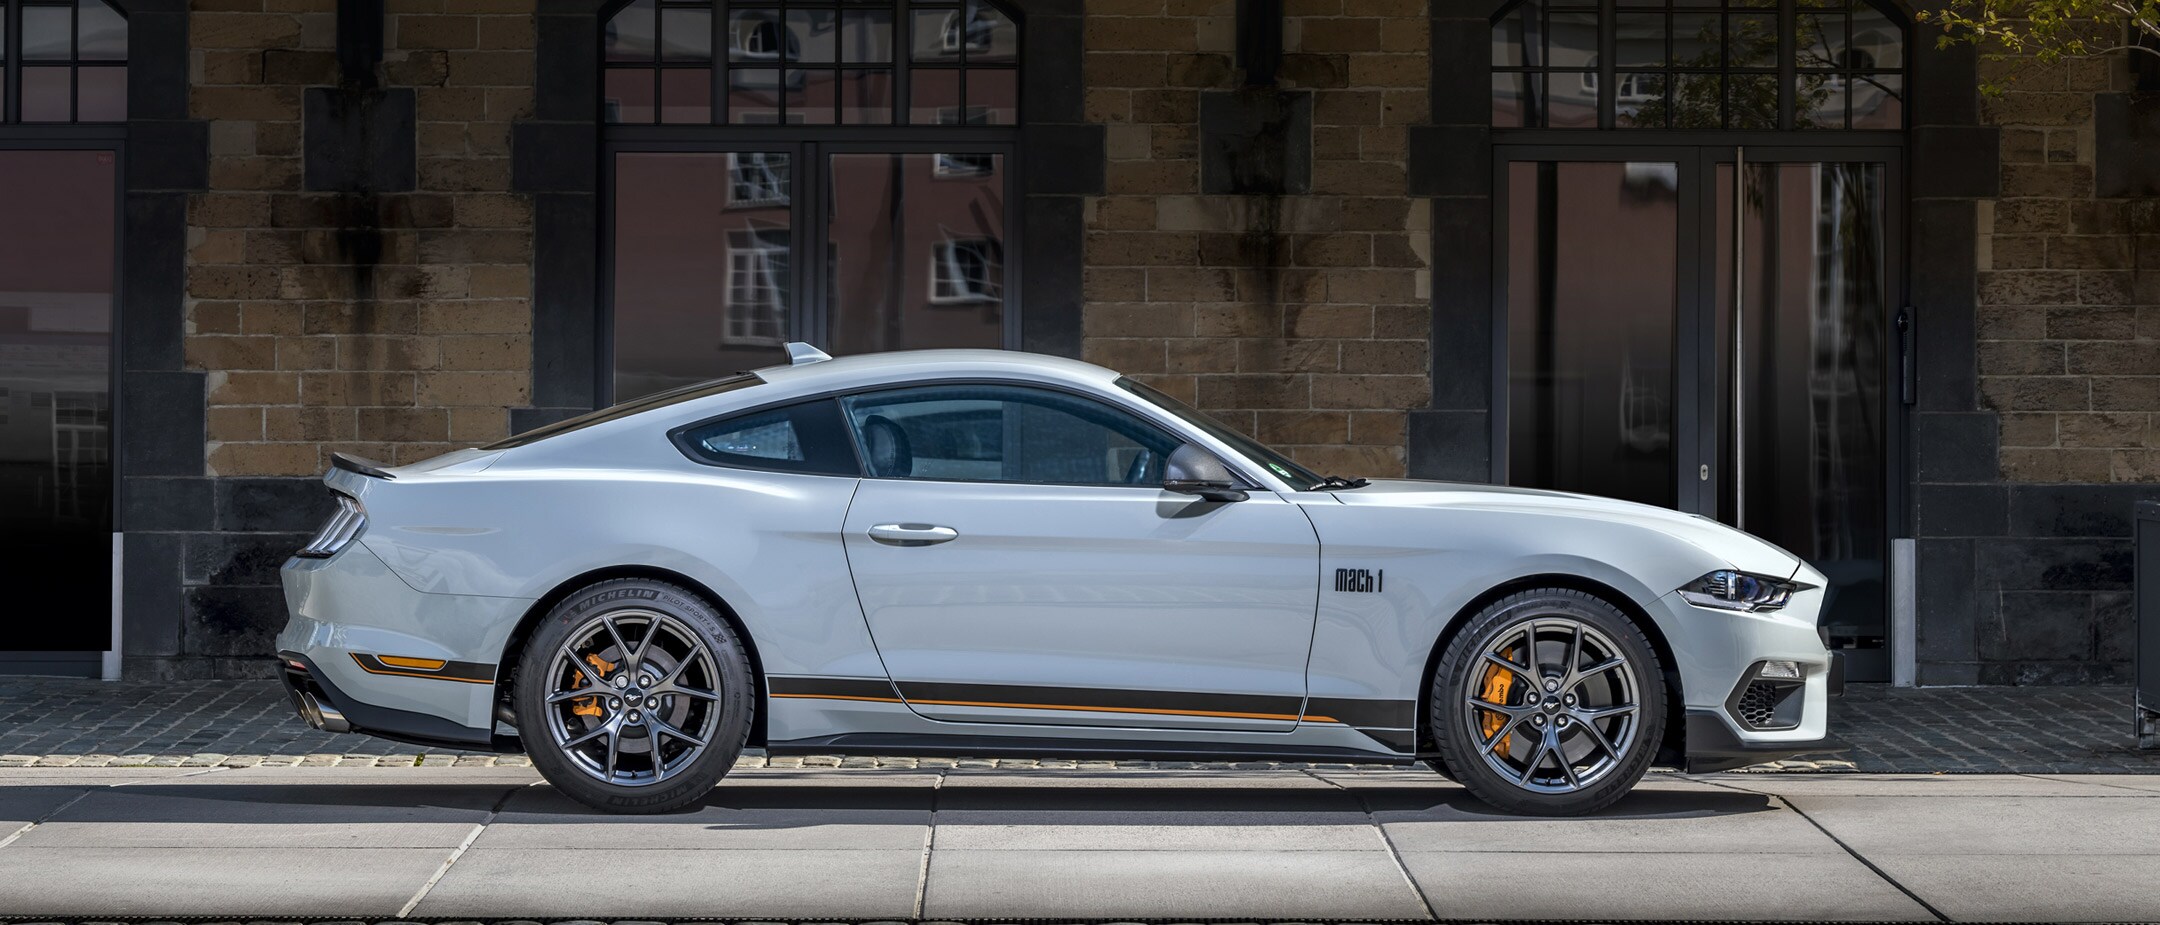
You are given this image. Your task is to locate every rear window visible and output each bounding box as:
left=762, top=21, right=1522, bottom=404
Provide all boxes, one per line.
left=482, top=375, right=763, bottom=450
left=673, top=399, right=860, bottom=476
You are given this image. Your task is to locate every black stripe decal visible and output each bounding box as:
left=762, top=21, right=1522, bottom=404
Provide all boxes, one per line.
left=349, top=653, right=496, bottom=684
left=1305, top=697, right=1419, bottom=729
left=897, top=681, right=1306, bottom=719
left=768, top=676, right=905, bottom=700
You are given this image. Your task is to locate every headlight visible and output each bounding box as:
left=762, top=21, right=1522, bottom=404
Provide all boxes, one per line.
left=296, top=494, right=366, bottom=558
left=1678, top=569, right=1801, bottom=613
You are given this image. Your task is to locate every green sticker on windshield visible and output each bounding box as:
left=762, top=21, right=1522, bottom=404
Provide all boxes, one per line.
left=1269, top=463, right=1293, bottom=477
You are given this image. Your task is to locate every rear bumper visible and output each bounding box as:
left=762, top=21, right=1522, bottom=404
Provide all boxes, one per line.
left=1682, top=709, right=1845, bottom=773
left=278, top=651, right=515, bottom=752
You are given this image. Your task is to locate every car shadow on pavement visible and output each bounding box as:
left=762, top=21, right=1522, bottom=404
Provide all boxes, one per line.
left=23, top=773, right=1777, bottom=826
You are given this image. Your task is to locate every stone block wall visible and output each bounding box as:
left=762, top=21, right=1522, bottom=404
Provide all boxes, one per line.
left=1977, top=55, right=2160, bottom=483
left=1078, top=0, right=1433, bottom=477
left=1910, top=46, right=2160, bottom=685
left=185, top=0, right=537, bottom=478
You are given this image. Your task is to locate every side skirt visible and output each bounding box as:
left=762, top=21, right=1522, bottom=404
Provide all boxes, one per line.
left=764, top=732, right=1423, bottom=766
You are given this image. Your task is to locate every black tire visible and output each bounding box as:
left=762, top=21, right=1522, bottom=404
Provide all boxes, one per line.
left=1429, top=588, right=1665, bottom=816
left=513, top=578, right=755, bottom=813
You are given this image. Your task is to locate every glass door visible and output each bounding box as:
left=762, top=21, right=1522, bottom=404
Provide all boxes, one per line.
left=1707, top=149, right=1898, bottom=680
left=1500, top=145, right=1900, bottom=680
left=0, top=148, right=118, bottom=653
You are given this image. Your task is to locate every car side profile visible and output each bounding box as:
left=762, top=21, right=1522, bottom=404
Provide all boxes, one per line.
left=277, top=345, right=1838, bottom=816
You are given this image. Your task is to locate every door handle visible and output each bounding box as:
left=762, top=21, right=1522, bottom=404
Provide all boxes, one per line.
left=867, top=523, right=958, bottom=547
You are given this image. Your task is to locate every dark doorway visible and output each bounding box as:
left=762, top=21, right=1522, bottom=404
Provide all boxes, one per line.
left=0, top=147, right=119, bottom=655
left=1499, top=145, right=1901, bottom=680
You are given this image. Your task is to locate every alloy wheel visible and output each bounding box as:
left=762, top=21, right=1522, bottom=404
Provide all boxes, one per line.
left=543, top=608, right=724, bottom=786
left=1459, top=616, right=1641, bottom=794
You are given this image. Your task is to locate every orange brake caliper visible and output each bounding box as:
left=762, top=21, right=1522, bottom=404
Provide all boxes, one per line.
left=569, top=653, right=617, bottom=718
left=1477, top=657, right=1517, bottom=757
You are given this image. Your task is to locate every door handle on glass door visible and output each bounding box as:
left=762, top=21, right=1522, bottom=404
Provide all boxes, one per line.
left=867, top=523, right=959, bottom=547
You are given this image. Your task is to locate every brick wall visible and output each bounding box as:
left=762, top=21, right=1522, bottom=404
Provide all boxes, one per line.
left=1977, top=53, right=2160, bottom=483
left=185, top=0, right=537, bottom=478
left=1080, top=0, right=1432, bottom=478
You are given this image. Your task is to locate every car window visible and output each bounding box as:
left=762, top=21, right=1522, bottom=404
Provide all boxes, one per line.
left=675, top=399, right=859, bottom=476
left=840, top=384, right=1185, bottom=486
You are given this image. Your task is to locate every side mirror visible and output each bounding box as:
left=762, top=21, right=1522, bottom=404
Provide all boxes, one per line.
left=1163, top=444, right=1249, bottom=502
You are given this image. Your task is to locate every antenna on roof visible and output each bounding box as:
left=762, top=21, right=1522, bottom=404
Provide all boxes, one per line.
left=785, top=342, right=832, bottom=366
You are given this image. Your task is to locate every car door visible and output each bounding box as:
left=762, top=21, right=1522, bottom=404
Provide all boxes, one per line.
left=838, top=382, right=1322, bottom=732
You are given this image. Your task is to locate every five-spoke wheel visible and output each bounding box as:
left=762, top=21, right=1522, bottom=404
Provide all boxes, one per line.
left=515, top=579, right=754, bottom=813
left=1431, top=589, right=1665, bottom=816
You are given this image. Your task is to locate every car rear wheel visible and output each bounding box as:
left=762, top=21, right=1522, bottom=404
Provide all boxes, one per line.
left=513, top=578, right=754, bottom=813
left=1429, top=588, right=1665, bottom=816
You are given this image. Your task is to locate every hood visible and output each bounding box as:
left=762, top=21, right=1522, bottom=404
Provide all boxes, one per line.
left=1331, top=479, right=1807, bottom=580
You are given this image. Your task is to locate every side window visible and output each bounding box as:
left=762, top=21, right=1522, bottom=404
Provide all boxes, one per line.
left=676, top=399, right=858, bottom=476
left=840, top=385, right=1185, bottom=486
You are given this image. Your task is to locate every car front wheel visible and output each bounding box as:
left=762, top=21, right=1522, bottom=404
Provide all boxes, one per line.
left=513, top=578, right=755, bottom=813
left=1429, top=588, right=1665, bottom=816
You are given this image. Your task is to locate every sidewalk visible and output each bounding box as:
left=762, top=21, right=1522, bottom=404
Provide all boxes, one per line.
left=1, top=677, right=2156, bottom=772
left=4, top=764, right=2160, bottom=920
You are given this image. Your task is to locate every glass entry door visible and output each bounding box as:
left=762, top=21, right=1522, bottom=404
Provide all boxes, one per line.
left=1500, top=146, right=1901, bottom=679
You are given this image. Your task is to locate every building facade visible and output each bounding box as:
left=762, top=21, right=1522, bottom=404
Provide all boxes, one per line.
left=0, top=0, right=2154, bottom=683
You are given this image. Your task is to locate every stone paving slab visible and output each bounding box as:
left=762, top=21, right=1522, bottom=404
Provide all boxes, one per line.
left=3, top=678, right=2157, bottom=773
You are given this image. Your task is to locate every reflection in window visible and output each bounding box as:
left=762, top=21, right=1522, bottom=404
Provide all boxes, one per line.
left=828, top=153, right=1005, bottom=356
left=0, top=149, right=118, bottom=650
left=931, top=238, right=1003, bottom=304
left=1492, top=0, right=1903, bottom=130
left=604, top=0, right=1017, bottom=125
left=727, top=152, right=790, bottom=206
left=725, top=228, right=789, bottom=346
left=613, top=152, right=795, bottom=399
left=3, top=0, right=129, bottom=123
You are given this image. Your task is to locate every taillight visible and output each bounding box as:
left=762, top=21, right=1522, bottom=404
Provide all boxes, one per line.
left=297, top=494, right=366, bottom=558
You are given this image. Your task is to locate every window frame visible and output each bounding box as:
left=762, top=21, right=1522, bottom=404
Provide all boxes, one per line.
left=1489, top=0, right=1908, bottom=133
left=2, top=0, right=130, bottom=125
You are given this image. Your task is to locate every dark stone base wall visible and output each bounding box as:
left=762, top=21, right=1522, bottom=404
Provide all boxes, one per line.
left=120, top=476, right=331, bottom=680
left=1916, top=483, right=2158, bottom=685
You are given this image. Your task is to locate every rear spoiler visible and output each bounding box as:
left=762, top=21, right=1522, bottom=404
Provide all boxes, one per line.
left=331, top=452, right=397, bottom=480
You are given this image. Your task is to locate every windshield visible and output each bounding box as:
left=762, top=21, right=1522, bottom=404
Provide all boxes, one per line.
left=483, top=375, right=763, bottom=449
left=1116, top=377, right=1326, bottom=491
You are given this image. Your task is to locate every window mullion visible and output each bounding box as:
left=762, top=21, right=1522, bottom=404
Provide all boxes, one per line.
left=1596, top=0, right=1613, bottom=129
left=893, top=0, right=909, bottom=124
left=1776, top=0, right=1794, bottom=130
left=713, top=0, right=727, bottom=123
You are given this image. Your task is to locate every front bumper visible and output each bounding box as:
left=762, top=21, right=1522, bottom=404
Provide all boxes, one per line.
left=1682, top=709, right=1846, bottom=772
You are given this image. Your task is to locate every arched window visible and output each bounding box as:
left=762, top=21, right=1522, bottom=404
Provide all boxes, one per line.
left=600, top=0, right=1020, bottom=400
left=1492, top=0, right=1902, bottom=130
left=2, top=0, right=129, bottom=123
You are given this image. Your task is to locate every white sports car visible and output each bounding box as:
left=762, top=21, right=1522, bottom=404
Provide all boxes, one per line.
left=277, top=345, right=1839, bottom=815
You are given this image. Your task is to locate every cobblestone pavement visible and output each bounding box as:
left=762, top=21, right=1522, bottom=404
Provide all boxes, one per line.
left=1, top=677, right=2155, bottom=772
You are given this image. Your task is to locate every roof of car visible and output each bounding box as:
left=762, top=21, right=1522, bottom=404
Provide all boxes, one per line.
left=751, top=348, right=1123, bottom=392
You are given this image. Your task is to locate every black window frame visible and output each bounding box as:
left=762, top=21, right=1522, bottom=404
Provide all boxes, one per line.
left=3, top=0, right=130, bottom=125
left=1490, top=0, right=1907, bottom=132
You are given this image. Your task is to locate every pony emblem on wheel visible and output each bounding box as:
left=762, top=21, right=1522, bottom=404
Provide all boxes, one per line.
left=277, top=345, right=1838, bottom=815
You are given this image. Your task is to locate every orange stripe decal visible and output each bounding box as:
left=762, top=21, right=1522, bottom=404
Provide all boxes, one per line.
left=377, top=655, right=447, bottom=671
left=771, top=690, right=1343, bottom=723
